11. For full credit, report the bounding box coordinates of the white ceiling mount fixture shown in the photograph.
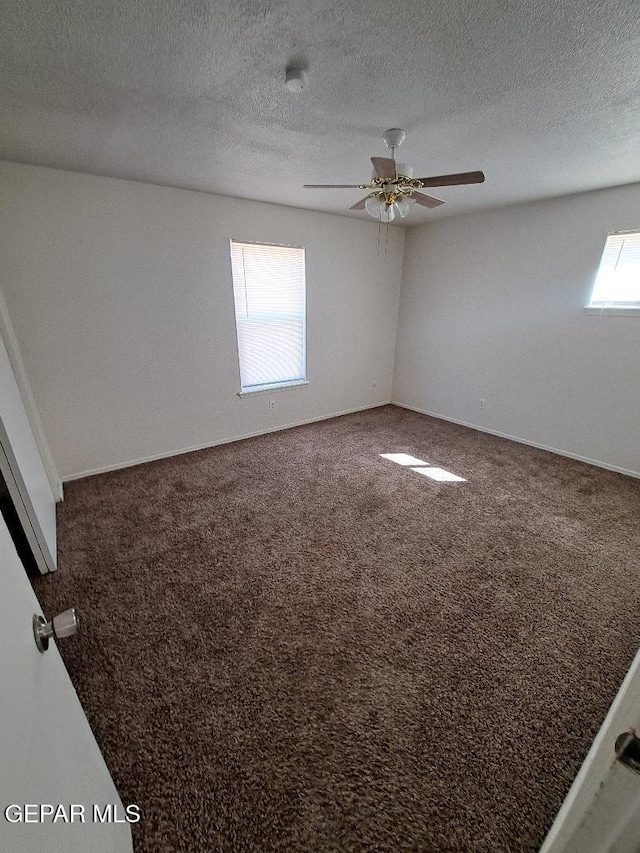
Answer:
[304,128,485,223]
[382,128,406,150]
[285,67,308,93]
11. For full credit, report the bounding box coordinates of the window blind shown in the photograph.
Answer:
[230,240,306,392]
[588,230,640,308]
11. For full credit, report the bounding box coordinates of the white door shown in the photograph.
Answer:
[0,330,56,573]
[540,646,640,853]
[0,516,133,853]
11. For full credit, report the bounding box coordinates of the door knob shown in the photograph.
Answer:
[615,730,640,775]
[33,608,79,653]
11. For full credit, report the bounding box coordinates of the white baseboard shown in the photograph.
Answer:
[392,401,640,480]
[62,401,391,483]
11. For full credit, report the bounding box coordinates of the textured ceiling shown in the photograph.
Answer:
[1,0,639,224]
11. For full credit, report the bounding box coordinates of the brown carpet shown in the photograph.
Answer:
[34,405,640,853]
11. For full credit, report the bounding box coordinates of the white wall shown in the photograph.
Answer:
[393,183,640,476]
[0,162,404,480]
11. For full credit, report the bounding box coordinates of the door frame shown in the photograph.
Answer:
[0,416,54,573]
[0,288,61,501]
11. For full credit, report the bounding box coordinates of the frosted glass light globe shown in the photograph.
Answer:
[379,204,396,223]
[365,196,380,217]
[395,196,416,218]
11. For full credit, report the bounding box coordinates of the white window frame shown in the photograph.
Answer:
[584,230,640,317]
[229,239,308,395]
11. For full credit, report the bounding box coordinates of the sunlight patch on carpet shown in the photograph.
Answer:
[379,452,429,466]
[380,452,466,482]
[411,466,466,482]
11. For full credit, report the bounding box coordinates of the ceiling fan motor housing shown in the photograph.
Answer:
[370,164,412,183]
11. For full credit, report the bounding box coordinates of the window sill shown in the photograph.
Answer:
[238,380,309,398]
[584,306,640,317]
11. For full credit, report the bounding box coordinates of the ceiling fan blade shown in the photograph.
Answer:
[413,192,445,209]
[371,157,396,179]
[303,184,364,188]
[415,170,485,187]
[349,196,369,210]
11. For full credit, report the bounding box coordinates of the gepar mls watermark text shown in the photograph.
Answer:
[4,804,141,824]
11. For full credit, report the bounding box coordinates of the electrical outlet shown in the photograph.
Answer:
[268,400,276,411]
[479,399,486,409]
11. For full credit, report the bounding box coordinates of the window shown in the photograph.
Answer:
[230,240,306,393]
[586,230,640,314]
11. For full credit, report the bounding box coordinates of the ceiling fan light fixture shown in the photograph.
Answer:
[365,193,397,222]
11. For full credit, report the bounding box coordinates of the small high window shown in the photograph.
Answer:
[230,240,306,393]
[587,230,640,313]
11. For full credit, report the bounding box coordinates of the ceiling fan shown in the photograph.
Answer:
[304,128,485,222]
